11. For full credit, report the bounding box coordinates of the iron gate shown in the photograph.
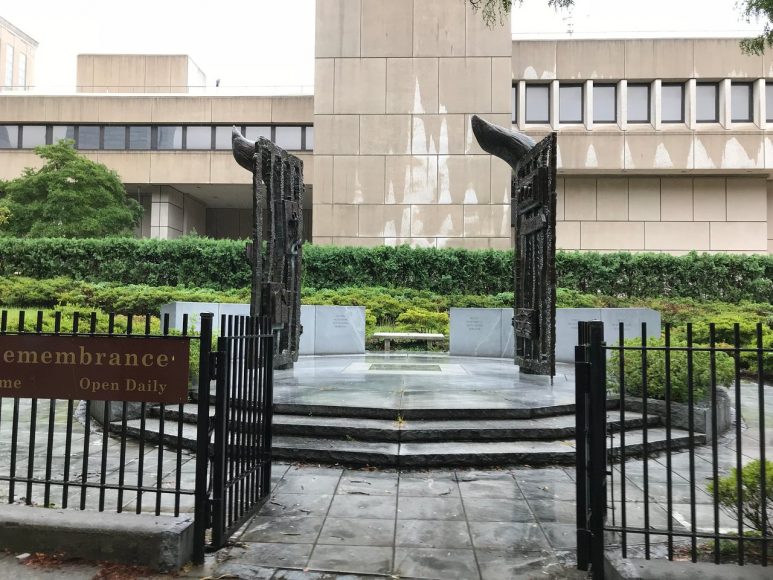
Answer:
[576,319,772,578]
[194,313,274,558]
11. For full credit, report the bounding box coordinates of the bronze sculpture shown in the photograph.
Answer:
[232,128,303,369]
[472,115,557,377]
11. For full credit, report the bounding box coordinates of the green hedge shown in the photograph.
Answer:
[0,237,250,290]
[0,237,771,301]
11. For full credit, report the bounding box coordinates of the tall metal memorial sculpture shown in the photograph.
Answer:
[232,128,303,369]
[472,116,557,377]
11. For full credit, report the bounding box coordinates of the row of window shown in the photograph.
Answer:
[1,43,26,88]
[512,81,758,125]
[0,124,314,151]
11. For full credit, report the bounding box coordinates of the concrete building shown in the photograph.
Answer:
[0,16,36,91]
[0,4,771,254]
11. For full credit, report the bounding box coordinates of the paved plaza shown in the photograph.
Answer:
[0,353,770,578]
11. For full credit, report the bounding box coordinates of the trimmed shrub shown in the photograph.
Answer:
[2,238,771,301]
[608,336,736,403]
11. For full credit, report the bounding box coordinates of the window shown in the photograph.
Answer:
[0,125,18,148]
[593,84,616,123]
[215,126,233,150]
[559,84,583,123]
[77,126,100,149]
[128,126,151,150]
[4,45,13,87]
[696,83,719,122]
[661,83,684,123]
[18,54,26,88]
[185,126,211,149]
[305,127,314,150]
[627,84,650,123]
[245,126,271,141]
[157,126,182,149]
[731,82,753,122]
[52,125,75,143]
[511,84,517,123]
[525,84,550,123]
[103,126,126,150]
[767,83,773,122]
[21,125,46,148]
[275,126,302,150]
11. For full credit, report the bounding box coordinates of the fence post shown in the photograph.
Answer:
[192,313,213,565]
[588,320,607,578]
[575,321,592,572]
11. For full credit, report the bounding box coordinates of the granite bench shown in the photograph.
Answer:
[372,332,446,352]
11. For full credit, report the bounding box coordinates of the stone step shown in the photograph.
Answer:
[150,405,657,443]
[111,418,693,468]
[186,397,622,421]
[273,428,701,468]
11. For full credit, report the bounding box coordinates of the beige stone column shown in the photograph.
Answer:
[313,0,511,248]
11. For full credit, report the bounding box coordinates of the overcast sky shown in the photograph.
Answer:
[1,0,763,94]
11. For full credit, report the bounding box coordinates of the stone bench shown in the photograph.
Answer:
[372,332,446,352]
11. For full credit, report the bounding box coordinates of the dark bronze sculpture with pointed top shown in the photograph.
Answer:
[232,127,304,369]
[472,115,557,377]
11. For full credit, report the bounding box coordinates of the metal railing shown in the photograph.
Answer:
[0,310,199,516]
[576,319,772,578]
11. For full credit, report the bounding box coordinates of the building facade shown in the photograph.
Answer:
[0,5,771,254]
[0,15,36,91]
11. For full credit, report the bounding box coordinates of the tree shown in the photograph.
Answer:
[468,0,574,27]
[739,0,773,54]
[0,140,142,238]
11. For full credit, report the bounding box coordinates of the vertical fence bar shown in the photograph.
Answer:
[0,312,5,502]
[575,321,591,572]
[135,314,153,515]
[98,313,115,512]
[43,311,61,507]
[223,316,239,526]
[175,314,189,517]
[664,324,673,560]
[757,323,768,566]
[258,316,268,499]
[193,312,214,565]
[9,311,23,504]
[211,333,228,549]
[155,314,170,516]
[25,312,43,505]
[117,314,132,513]
[687,323,697,562]
[588,320,606,579]
[709,323,720,564]
[62,312,78,509]
[618,322,627,558]
[641,322,650,558]
[235,317,246,525]
[79,313,97,510]
[733,323,744,565]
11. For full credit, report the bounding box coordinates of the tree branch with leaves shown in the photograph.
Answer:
[739,0,773,54]
[468,0,575,27]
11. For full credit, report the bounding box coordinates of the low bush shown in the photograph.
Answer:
[395,308,449,335]
[709,459,773,535]
[608,336,736,403]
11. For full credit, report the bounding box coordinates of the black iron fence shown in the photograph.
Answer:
[576,319,773,578]
[207,314,274,550]
[0,309,275,565]
[0,310,198,516]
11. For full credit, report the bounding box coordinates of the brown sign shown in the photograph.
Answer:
[0,335,190,404]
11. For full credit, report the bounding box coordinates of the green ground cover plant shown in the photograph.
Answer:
[2,276,770,374]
